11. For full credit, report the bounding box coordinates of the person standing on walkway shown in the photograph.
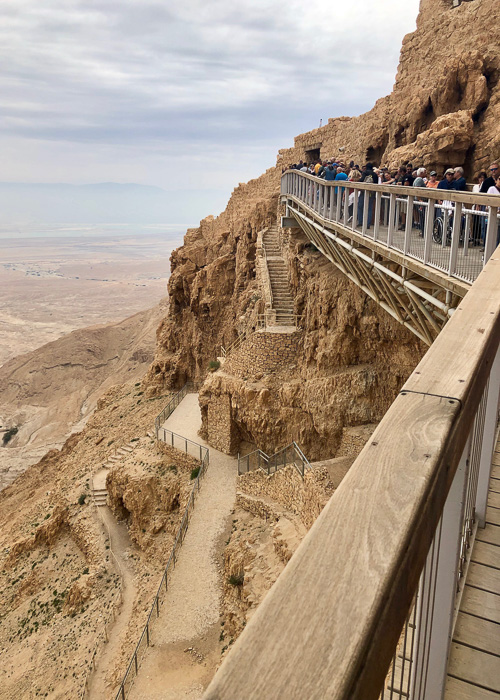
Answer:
[472,172,487,246]
[426,171,439,188]
[357,162,378,228]
[480,162,499,193]
[451,167,467,191]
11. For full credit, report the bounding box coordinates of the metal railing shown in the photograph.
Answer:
[203,252,500,700]
[238,441,310,478]
[257,310,302,328]
[157,427,209,463]
[379,370,493,699]
[221,330,251,358]
[154,383,190,434]
[260,229,274,309]
[281,170,500,284]
[114,436,209,700]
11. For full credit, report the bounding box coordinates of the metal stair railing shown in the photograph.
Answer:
[238,441,310,478]
[257,310,301,328]
[220,330,252,359]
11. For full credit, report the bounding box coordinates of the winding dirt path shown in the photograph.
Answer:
[128,393,238,699]
[87,506,137,700]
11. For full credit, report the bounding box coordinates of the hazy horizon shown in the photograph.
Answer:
[1,0,420,225]
[0,182,228,229]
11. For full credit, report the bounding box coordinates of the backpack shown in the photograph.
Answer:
[364,173,374,184]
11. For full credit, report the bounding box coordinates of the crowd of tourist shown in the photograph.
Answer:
[284,159,500,196]
[283,158,500,248]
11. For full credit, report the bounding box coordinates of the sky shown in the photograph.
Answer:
[0,0,420,222]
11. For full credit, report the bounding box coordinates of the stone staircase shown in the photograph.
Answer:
[92,439,139,507]
[263,227,295,326]
[101,441,137,470]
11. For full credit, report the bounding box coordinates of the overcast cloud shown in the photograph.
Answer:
[0,0,419,219]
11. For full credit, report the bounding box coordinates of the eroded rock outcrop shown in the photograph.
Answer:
[280,2,499,175]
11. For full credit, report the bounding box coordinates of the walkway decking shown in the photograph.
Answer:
[444,434,500,698]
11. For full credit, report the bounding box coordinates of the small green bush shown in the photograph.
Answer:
[77,494,86,506]
[2,427,18,445]
[208,360,220,372]
[190,467,200,480]
[228,572,244,587]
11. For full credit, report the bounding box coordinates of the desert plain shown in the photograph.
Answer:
[0,227,181,366]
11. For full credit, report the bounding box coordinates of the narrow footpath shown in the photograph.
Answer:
[129,393,238,700]
[88,506,137,700]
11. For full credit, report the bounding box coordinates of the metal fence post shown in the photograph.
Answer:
[475,346,500,526]
[410,438,469,699]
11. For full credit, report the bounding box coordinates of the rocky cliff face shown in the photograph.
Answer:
[146,168,280,391]
[198,234,421,459]
[145,0,495,458]
[280,0,499,176]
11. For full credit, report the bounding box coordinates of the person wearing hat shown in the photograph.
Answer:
[438,169,455,191]
[426,171,439,188]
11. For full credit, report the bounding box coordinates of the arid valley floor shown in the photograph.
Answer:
[0,229,181,366]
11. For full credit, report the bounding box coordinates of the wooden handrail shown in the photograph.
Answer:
[203,253,500,700]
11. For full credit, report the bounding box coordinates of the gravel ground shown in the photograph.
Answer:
[128,393,238,698]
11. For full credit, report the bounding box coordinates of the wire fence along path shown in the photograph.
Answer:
[281,170,500,285]
[238,441,311,477]
[114,386,209,700]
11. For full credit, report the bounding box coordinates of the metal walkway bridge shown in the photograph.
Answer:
[200,174,500,699]
[280,171,499,344]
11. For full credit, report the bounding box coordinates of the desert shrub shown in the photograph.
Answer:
[228,572,244,587]
[208,360,220,372]
[77,494,86,506]
[2,427,18,445]
[190,467,200,480]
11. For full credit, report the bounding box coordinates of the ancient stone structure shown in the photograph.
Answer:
[222,330,301,378]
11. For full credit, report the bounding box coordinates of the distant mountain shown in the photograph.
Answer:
[0,182,229,224]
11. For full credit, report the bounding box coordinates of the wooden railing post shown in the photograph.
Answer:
[388,193,396,247]
[404,195,414,254]
[374,191,381,241]
[484,206,499,263]
[423,199,435,264]
[362,188,369,236]
[448,201,462,276]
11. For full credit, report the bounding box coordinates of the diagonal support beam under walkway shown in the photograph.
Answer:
[285,205,465,345]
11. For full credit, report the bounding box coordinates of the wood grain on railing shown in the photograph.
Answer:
[203,254,500,700]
